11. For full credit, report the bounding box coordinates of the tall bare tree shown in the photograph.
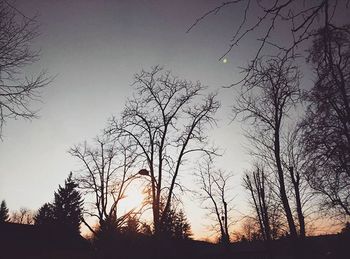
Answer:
[197,159,233,244]
[233,56,301,238]
[243,164,272,241]
[282,126,318,237]
[106,66,220,236]
[0,0,50,137]
[69,135,139,235]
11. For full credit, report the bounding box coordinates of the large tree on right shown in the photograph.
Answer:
[301,24,350,217]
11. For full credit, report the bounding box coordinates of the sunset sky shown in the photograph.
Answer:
[0,0,348,239]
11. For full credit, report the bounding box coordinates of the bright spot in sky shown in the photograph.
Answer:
[222,58,228,63]
[119,186,145,213]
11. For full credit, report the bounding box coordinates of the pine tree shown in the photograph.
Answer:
[174,209,192,240]
[0,200,9,223]
[123,215,140,235]
[160,207,192,239]
[53,172,83,236]
[34,203,55,226]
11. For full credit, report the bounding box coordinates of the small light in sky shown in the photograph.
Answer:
[222,58,228,64]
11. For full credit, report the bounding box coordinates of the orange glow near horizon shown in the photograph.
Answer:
[118,186,146,214]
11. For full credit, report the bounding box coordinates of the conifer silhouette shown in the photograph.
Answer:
[0,200,9,223]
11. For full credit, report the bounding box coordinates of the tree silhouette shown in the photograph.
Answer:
[0,1,50,137]
[160,207,192,240]
[122,215,140,237]
[197,159,233,245]
[53,172,83,236]
[107,66,220,236]
[11,207,34,224]
[243,164,272,241]
[70,135,139,236]
[0,200,9,222]
[173,210,192,240]
[139,222,152,236]
[233,56,301,238]
[341,222,350,234]
[34,202,55,227]
[188,1,348,69]
[34,174,83,236]
[301,24,350,217]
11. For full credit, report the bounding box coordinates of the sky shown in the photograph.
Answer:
[0,0,348,239]
[0,0,254,239]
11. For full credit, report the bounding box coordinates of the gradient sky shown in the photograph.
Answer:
[1,0,346,239]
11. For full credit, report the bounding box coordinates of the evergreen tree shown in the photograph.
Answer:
[123,215,140,236]
[53,172,83,236]
[0,200,9,223]
[160,207,192,239]
[34,203,55,226]
[139,222,152,236]
[34,173,83,236]
[173,210,192,240]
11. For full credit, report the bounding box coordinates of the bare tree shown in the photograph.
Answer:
[189,0,348,228]
[69,135,139,235]
[300,24,350,217]
[239,217,262,241]
[188,1,347,67]
[0,0,50,137]
[282,126,318,237]
[243,164,272,241]
[197,159,233,244]
[10,207,34,224]
[106,66,220,236]
[233,56,301,238]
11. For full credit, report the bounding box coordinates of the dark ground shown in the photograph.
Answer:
[0,222,349,259]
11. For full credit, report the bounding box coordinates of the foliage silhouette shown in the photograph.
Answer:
[34,202,55,228]
[34,173,83,236]
[0,200,9,222]
[53,172,83,236]
[160,207,192,240]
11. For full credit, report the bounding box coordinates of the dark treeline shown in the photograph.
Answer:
[1,0,350,258]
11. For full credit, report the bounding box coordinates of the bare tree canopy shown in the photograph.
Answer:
[106,66,220,236]
[300,24,350,217]
[233,55,302,238]
[0,0,50,137]
[197,159,233,244]
[69,135,140,235]
[243,164,272,241]
[188,0,348,63]
[10,207,34,225]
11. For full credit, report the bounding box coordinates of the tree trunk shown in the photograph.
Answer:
[289,167,305,238]
[274,130,298,238]
[223,201,230,244]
